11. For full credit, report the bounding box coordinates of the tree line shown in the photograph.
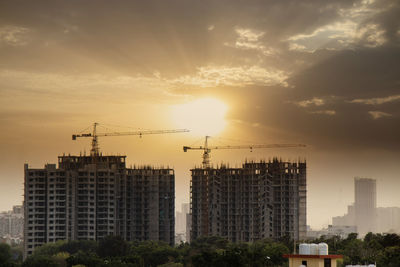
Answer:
[1,232,400,266]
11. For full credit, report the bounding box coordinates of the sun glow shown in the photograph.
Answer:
[171,98,228,136]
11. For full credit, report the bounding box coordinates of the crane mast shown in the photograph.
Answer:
[73,122,189,156]
[202,136,211,168]
[183,136,306,168]
[91,122,99,156]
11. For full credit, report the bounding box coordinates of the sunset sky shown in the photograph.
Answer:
[0,0,399,229]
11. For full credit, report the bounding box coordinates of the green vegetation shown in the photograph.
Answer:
[2,232,400,266]
[314,232,400,266]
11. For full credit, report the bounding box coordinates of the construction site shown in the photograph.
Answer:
[23,124,186,258]
[185,136,307,242]
[189,159,307,242]
[23,123,307,258]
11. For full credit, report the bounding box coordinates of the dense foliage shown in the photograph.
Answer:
[313,232,400,266]
[2,232,400,266]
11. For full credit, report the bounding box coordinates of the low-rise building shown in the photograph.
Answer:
[284,243,342,267]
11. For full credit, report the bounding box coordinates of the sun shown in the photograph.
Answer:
[171,98,228,136]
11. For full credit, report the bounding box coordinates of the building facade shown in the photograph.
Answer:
[0,205,24,244]
[332,204,355,227]
[24,155,174,258]
[190,159,306,242]
[269,160,307,240]
[354,177,376,236]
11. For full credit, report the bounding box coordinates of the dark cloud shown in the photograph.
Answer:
[222,46,400,150]
[0,0,361,74]
[360,0,400,46]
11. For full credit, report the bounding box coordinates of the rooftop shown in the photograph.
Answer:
[283,254,343,259]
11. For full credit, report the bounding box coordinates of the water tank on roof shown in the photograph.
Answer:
[310,243,319,255]
[318,243,328,255]
[299,243,310,255]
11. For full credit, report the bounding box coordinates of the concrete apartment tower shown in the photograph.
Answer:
[190,158,306,242]
[24,155,174,258]
[0,205,24,242]
[354,177,377,236]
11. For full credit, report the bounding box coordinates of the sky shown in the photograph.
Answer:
[0,0,399,229]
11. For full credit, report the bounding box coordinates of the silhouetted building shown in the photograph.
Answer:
[24,155,174,258]
[354,177,376,235]
[190,159,306,242]
[332,177,377,236]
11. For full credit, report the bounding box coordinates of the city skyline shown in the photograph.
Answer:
[0,0,400,230]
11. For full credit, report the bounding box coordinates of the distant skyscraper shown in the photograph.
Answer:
[332,177,400,236]
[354,177,377,235]
[190,159,306,242]
[175,203,190,240]
[332,177,377,236]
[24,155,174,258]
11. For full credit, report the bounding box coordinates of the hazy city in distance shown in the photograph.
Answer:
[0,0,400,265]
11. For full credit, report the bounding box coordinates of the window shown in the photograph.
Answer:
[324,259,331,267]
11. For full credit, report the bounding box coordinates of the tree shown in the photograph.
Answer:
[32,241,65,257]
[381,233,400,248]
[10,245,23,264]
[157,263,183,267]
[130,241,179,267]
[66,251,103,267]
[221,243,248,267]
[53,252,70,267]
[377,246,400,267]
[190,250,223,267]
[0,243,12,266]
[341,239,363,265]
[262,242,290,266]
[98,236,129,258]
[60,240,98,255]
[22,255,59,267]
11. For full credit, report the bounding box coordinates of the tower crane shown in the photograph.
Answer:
[183,136,306,168]
[73,122,189,156]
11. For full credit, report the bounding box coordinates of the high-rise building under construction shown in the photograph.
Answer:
[190,158,306,242]
[24,155,174,258]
